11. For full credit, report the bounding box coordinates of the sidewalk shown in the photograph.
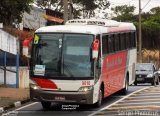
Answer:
[0,87,30,109]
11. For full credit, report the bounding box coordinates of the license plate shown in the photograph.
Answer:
[137,77,144,81]
[139,75,142,77]
[54,96,65,101]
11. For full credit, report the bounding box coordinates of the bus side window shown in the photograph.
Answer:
[133,32,136,47]
[120,33,125,50]
[118,33,121,51]
[123,33,127,50]
[126,33,130,49]
[102,35,107,55]
[114,34,120,52]
[107,34,114,53]
[129,32,132,48]
[131,32,136,48]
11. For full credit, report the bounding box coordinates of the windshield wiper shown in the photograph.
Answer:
[138,70,146,71]
[63,63,74,77]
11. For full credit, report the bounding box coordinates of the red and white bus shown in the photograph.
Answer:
[25,19,137,108]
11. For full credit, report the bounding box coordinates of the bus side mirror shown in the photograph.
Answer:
[92,39,99,60]
[23,39,31,58]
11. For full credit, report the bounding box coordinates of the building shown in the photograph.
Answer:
[23,6,63,31]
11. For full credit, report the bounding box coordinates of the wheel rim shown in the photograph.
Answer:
[156,77,159,85]
[125,79,128,91]
[98,90,102,105]
[154,78,156,86]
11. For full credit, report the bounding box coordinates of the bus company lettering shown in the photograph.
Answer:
[108,73,122,87]
[106,56,123,69]
[102,52,127,95]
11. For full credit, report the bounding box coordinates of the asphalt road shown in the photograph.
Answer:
[4,85,150,116]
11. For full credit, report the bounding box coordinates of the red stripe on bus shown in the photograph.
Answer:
[108,27,129,33]
[102,51,128,97]
[31,78,58,89]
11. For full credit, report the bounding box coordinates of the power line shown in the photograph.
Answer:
[142,0,152,11]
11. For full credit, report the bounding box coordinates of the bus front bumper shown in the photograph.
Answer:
[30,89,94,104]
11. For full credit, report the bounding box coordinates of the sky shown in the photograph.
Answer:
[33,0,160,19]
[94,0,160,18]
[108,0,160,13]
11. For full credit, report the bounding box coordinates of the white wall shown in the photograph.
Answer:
[0,67,29,88]
[0,68,16,85]
[0,29,18,55]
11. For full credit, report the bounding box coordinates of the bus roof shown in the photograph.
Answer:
[35,19,136,34]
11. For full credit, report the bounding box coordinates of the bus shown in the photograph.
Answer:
[24,19,137,108]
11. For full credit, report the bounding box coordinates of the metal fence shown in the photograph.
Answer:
[142,48,160,68]
[0,49,19,88]
[0,28,20,88]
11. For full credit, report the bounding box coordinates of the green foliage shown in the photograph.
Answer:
[142,15,160,49]
[36,0,110,18]
[73,0,98,18]
[36,0,59,9]
[111,5,135,21]
[150,6,160,15]
[111,5,160,50]
[0,0,34,25]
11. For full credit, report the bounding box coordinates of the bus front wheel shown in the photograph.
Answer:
[95,88,103,107]
[41,101,51,109]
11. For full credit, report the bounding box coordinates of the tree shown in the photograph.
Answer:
[111,5,135,21]
[36,0,60,9]
[142,15,160,49]
[0,0,34,26]
[110,5,160,50]
[150,6,160,15]
[133,8,160,49]
[36,0,110,18]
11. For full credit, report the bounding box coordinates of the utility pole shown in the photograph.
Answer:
[63,0,68,23]
[48,0,51,9]
[68,0,73,20]
[159,43,160,68]
[138,0,142,62]
[16,39,19,88]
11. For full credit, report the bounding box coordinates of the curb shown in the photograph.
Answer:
[0,99,30,114]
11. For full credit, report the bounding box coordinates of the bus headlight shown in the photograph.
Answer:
[78,86,93,92]
[30,79,40,90]
[30,84,40,90]
[147,74,153,78]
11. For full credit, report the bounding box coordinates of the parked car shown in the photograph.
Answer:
[134,63,159,86]
[156,69,160,79]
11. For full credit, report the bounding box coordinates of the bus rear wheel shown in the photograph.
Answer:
[152,76,159,86]
[121,75,129,95]
[41,101,51,109]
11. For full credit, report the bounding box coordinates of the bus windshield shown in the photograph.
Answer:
[31,33,94,79]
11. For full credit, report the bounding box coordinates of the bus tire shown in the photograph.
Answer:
[41,101,51,109]
[152,76,159,86]
[156,77,159,85]
[95,88,103,107]
[134,82,137,86]
[121,74,129,95]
